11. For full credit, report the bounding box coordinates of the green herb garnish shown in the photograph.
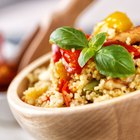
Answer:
[95,45,135,78]
[78,32,106,67]
[50,26,88,50]
[49,26,135,78]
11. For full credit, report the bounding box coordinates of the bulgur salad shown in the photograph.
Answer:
[22,11,140,107]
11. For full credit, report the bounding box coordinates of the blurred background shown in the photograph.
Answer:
[0,0,140,140]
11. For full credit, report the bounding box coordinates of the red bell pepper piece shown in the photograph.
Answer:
[58,79,71,107]
[104,40,140,58]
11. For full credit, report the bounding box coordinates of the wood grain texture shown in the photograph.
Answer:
[7,53,140,140]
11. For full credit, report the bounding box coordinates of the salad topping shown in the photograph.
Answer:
[50,26,135,78]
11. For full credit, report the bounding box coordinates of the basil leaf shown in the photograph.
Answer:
[95,45,135,78]
[78,33,106,67]
[89,32,106,51]
[78,47,95,67]
[49,26,88,50]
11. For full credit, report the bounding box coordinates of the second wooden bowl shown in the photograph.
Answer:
[7,52,140,140]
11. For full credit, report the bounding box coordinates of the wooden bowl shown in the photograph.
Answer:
[7,52,140,140]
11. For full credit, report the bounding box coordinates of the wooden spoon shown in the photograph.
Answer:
[18,0,96,71]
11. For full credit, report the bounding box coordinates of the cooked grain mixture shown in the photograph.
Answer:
[22,57,140,107]
[22,11,140,107]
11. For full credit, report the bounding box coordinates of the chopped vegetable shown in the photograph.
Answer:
[60,49,82,74]
[104,40,140,58]
[94,11,133,35]
[83,80,99,92]
[52,44,62,63]
[58,79,71,107]
[105,11,133,32]
[58,79,67,92]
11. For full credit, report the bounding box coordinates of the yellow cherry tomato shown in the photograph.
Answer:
[94,11,133,35]
[105,11,133,32]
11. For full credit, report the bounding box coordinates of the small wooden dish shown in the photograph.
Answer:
[7,52,140,140]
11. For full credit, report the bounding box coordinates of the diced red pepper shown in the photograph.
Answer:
[58,79,71,107]
[62,81,70,93]
[62,91,71,107]
[62,81,71,107]
[58,79,67,92]
[60,49,82,74]
[104,40,140,58]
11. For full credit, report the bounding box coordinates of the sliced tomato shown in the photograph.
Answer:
[51,44,82,74]
[52,44,62,63]
[60,49,82,74]
[104,40,140,58]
